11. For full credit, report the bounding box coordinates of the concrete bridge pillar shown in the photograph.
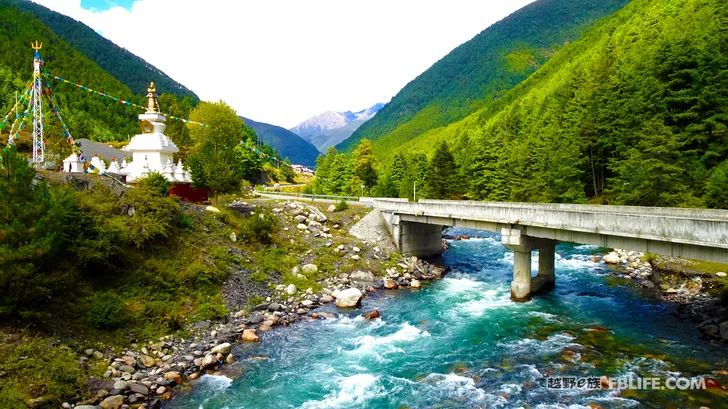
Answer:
[502,228,557,302]
[533,242,556,293]
[393,217,443,258]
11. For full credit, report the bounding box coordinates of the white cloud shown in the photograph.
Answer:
[32,0,535,128]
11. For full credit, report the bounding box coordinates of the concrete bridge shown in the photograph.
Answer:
[372,199,728,301]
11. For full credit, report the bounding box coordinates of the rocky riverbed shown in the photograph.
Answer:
[64,201,449,409]
[602,249,728,342]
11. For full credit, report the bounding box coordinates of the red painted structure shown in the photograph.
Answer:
[169,183,209,202]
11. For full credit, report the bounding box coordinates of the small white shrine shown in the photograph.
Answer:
[62,82,192,183]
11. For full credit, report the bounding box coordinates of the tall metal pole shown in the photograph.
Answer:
[31,41,44,165]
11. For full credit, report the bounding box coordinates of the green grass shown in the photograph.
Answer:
[0,333,86,408]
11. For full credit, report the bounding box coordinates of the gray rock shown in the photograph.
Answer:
[720,321,728,341]
[349,270,376,287]
[286,284,297,295]
[112,380,129,391]
[74,406,97,409]
[268,303,282,312]
[129,382,149,395]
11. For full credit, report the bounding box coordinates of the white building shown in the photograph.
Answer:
[62,82,191,183]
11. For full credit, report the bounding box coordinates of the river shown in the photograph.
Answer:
[168,228,727,408]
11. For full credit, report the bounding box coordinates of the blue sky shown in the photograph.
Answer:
[80,0,135,11]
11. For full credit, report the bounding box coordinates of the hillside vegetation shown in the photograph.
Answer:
[334,0,727,208]
[243,117,321,167]
[338,0,630,155]
[0,0,141,142]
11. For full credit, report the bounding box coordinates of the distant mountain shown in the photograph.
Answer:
[242,117,320,167]
[11,0,198,99]
[291,103,384,152]
[337,0,630,156]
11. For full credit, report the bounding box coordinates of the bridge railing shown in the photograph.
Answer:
[414,199,728,220]
[371,198,728,248]
[258,190,360,201]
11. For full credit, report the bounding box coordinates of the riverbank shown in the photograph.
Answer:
[4,191,725,408]
[601,249,728,342]
[54,200,453,409]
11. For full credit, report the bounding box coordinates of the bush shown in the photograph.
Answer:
[335,199,349,211]
[118,185,180,248]
[241,211,277,243]
[137,171,170,197]
[89,292,125,329]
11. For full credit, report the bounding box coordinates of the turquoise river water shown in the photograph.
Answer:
[168,228,727,408]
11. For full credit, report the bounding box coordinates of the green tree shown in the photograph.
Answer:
[704,160,728,209]
[425,142,460,199]
[0,147,63,317]
[352,139,378,192]
[609,121,692,206]
[186,101,247,198]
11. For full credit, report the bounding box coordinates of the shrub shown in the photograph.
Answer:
[335,199,349,211]
[118,185,180,248]
[89,292,125,329]
[137,171,170,197]
[242,211,277,243]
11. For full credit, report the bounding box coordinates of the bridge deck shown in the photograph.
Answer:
[373,199,728,263]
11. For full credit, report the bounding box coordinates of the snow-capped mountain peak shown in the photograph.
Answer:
[290,103,384,151]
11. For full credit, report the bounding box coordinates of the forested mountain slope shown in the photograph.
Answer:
[337,0,630,155]
[10,0,198,99]
[385,0,728,207]
[242,117,320,167]
[0,0,142,143]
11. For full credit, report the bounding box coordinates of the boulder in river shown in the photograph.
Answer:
[602,252,620,264]
[335,288,363,308]
[242,329,260,342]
[363,309,381,320]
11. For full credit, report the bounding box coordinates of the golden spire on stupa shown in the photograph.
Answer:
[145,81,161,113]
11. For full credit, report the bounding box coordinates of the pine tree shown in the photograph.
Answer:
[425,142,460,199]
[704,160,728,209]
[609,120,692,206]
[0,147,61,317]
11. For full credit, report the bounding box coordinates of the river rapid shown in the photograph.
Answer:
[168,228,727,408]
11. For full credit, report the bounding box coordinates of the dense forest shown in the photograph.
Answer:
[338,0,630,155]
[322,0,728,209]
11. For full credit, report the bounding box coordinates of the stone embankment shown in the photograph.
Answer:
[602,249,728,342]
[66,200,448,409]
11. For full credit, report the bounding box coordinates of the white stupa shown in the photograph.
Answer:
[119,82,190,183]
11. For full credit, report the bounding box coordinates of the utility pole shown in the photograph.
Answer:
[413,181,417,202]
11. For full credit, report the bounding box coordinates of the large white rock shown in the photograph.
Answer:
[335,288,363,308]
[602,252,620,264]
